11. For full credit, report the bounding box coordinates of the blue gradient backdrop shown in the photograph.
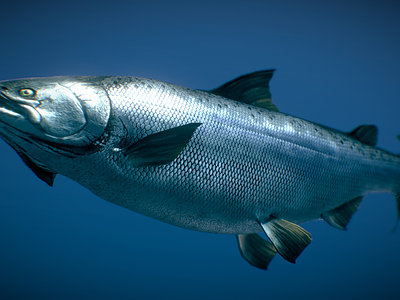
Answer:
[0,1,399,299]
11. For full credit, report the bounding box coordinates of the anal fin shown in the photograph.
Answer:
[260,218,312,264]
[321,196,363,231]
[235,233,277,270]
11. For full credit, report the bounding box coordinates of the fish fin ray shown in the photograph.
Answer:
[16,150,56,186]
[260,218,312,263]
[124,123,202,167]
[321,196,363,230]
[347,125,378,146]
[209,69,279,112]
[235,233,277,270]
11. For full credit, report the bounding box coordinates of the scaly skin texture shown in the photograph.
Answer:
[52,76,400,234]
[0,76,399,235]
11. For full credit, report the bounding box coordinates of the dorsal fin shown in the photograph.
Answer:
[209,69,279,112]
[347,125,378,146]
[321,196,363,231]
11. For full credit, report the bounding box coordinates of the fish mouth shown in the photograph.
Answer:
[0,87,25,118]
[0,87,42,126]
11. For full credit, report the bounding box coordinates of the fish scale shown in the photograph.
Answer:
[106,79,275,231]
[99,76,399,231]
[0,70,399,269]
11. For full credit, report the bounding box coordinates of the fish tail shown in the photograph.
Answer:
[394,193,400,232]
[393,135,400,231]
[396,135,400,158]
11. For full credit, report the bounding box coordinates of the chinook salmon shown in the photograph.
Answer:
[0,70,399,269]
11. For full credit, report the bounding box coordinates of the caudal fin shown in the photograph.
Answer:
[394,194,400,232]
[394,135,400,232]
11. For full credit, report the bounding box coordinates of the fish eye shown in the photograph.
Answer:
[19,88,36,98]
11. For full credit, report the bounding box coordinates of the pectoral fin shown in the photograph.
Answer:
[260,218,312,263]
[124,123,202,167]
[15,148,56,186]
[321,196,363,230]
[209,69,279,112]
[235,233,277,270]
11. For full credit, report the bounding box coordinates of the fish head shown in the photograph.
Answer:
[0,76,112,185]
[0,76,111,146]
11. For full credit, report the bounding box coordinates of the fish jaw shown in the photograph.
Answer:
[0,76,112,147]
[0,86,44,137]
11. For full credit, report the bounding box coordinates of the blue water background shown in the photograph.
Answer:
[0,1,399,299]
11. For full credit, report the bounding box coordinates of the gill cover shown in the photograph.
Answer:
[0,76,111,146]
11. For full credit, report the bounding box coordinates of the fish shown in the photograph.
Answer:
[0,70,399,270]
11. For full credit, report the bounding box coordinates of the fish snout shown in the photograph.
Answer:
[0,83,86,138]
[0,86,42,124]
[0,77,111,146]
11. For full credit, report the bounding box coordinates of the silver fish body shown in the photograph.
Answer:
[0,70,399,269]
